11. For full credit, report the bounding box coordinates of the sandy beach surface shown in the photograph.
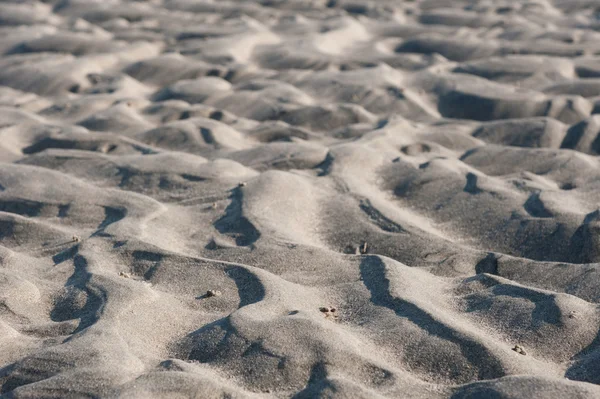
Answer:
[2,0,600,397]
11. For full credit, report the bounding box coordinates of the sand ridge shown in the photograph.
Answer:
[1,0,600,397]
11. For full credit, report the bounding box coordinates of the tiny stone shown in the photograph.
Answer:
[319,307,329,313]
[206,289,222,297]
[238,182,247,187]
[512,345,526,355]
[119,271,131,278]
[72,235,81,242]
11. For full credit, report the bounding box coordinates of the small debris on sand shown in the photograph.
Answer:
[512,345,526,355]
[360,241,369,254]
[238,182,247,187]
[119,271,131,278]
[352,242,369,255]
[206,289,222,297]
[72,235,81,242]
[319,306,338,319]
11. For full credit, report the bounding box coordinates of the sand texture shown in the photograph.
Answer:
[2,0,600,398]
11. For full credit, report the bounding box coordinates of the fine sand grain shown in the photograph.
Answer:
[1,0,600,398]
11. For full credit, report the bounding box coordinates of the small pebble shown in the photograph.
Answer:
[206,289,222,297]
[72,235,81,242]
[238,182,247,187]
[119,271,131,278]
[512,345,526,355]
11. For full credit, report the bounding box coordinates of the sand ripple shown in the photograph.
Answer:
[1,0,600,397]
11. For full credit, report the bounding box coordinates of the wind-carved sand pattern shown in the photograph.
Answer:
[3,0,600,398]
